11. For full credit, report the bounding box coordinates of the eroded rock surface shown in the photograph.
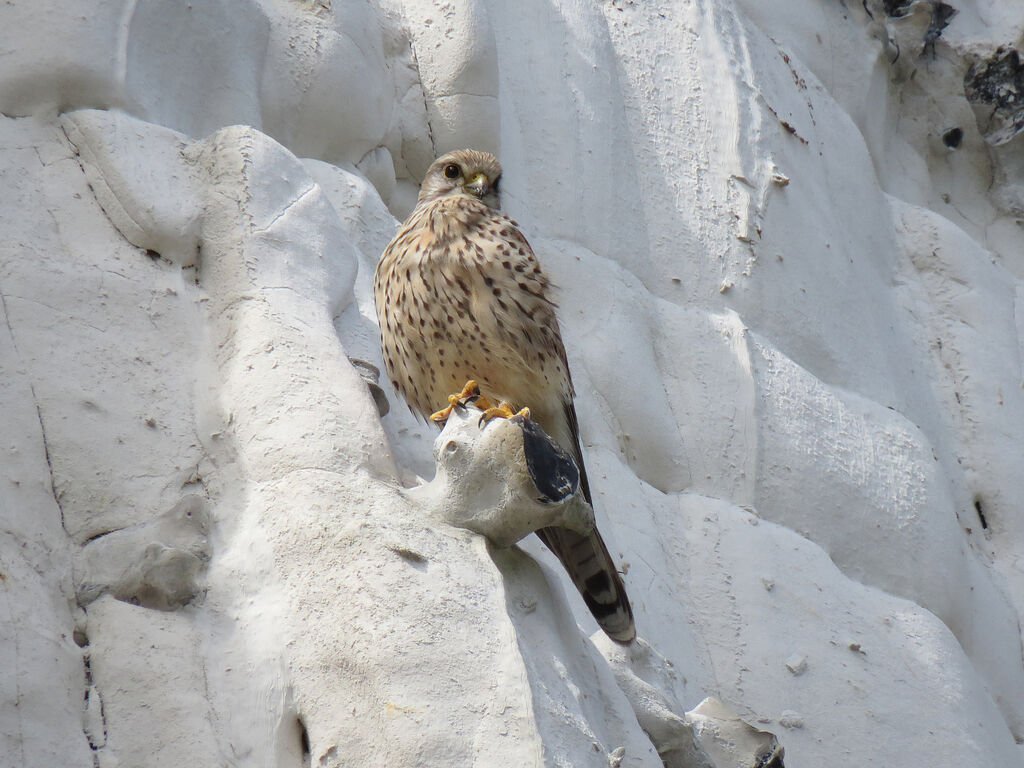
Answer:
[2,1,1023,766]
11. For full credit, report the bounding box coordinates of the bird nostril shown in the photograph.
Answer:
[465,174,488,196]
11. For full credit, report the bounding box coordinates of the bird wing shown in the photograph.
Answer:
[457,207,636,644]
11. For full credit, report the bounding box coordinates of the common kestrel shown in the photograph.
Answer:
[374,149,635,644]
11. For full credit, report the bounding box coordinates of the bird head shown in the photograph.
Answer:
[417,149,503,209]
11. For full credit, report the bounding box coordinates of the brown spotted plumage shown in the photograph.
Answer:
[374,149,635,644]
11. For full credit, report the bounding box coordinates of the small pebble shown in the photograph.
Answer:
[785,654,807,675]
[779,710,804,729]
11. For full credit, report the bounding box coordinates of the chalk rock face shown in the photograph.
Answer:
[1,1,1023,767]
[412,406,594,547]
[74,495,211,611]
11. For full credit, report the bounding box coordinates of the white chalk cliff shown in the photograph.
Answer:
[1,1,1022,766]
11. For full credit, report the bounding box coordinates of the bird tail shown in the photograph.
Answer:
[536,525,636,644]
[536,400,635,644]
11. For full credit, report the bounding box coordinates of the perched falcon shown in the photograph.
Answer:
[374,149,635,644]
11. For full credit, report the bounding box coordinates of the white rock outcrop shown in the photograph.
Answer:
[1,1,1022,766]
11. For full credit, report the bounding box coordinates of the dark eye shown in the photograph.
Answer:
[443,163,460,179]
[492,174,501,192]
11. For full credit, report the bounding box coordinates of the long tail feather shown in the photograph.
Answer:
[536,401,635,644]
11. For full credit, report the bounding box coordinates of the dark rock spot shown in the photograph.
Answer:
[973,496,989,530]
[942,127,963,148]
[964,46,1024,145]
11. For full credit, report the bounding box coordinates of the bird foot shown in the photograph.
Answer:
[430,380,493,423]
[479,403,531,427]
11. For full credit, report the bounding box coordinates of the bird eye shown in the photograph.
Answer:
[492,175,501,192]
[443,163,460,179]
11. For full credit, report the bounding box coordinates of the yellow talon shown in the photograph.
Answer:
[430,379,491,423]
[478,402,531,426]
[430,380,530,426]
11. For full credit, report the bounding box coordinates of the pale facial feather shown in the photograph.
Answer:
[416,149,503,210]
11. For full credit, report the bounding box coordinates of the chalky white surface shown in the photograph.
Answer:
[1,1,1022,766]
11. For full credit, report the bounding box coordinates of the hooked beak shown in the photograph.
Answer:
[464,172,489,198]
